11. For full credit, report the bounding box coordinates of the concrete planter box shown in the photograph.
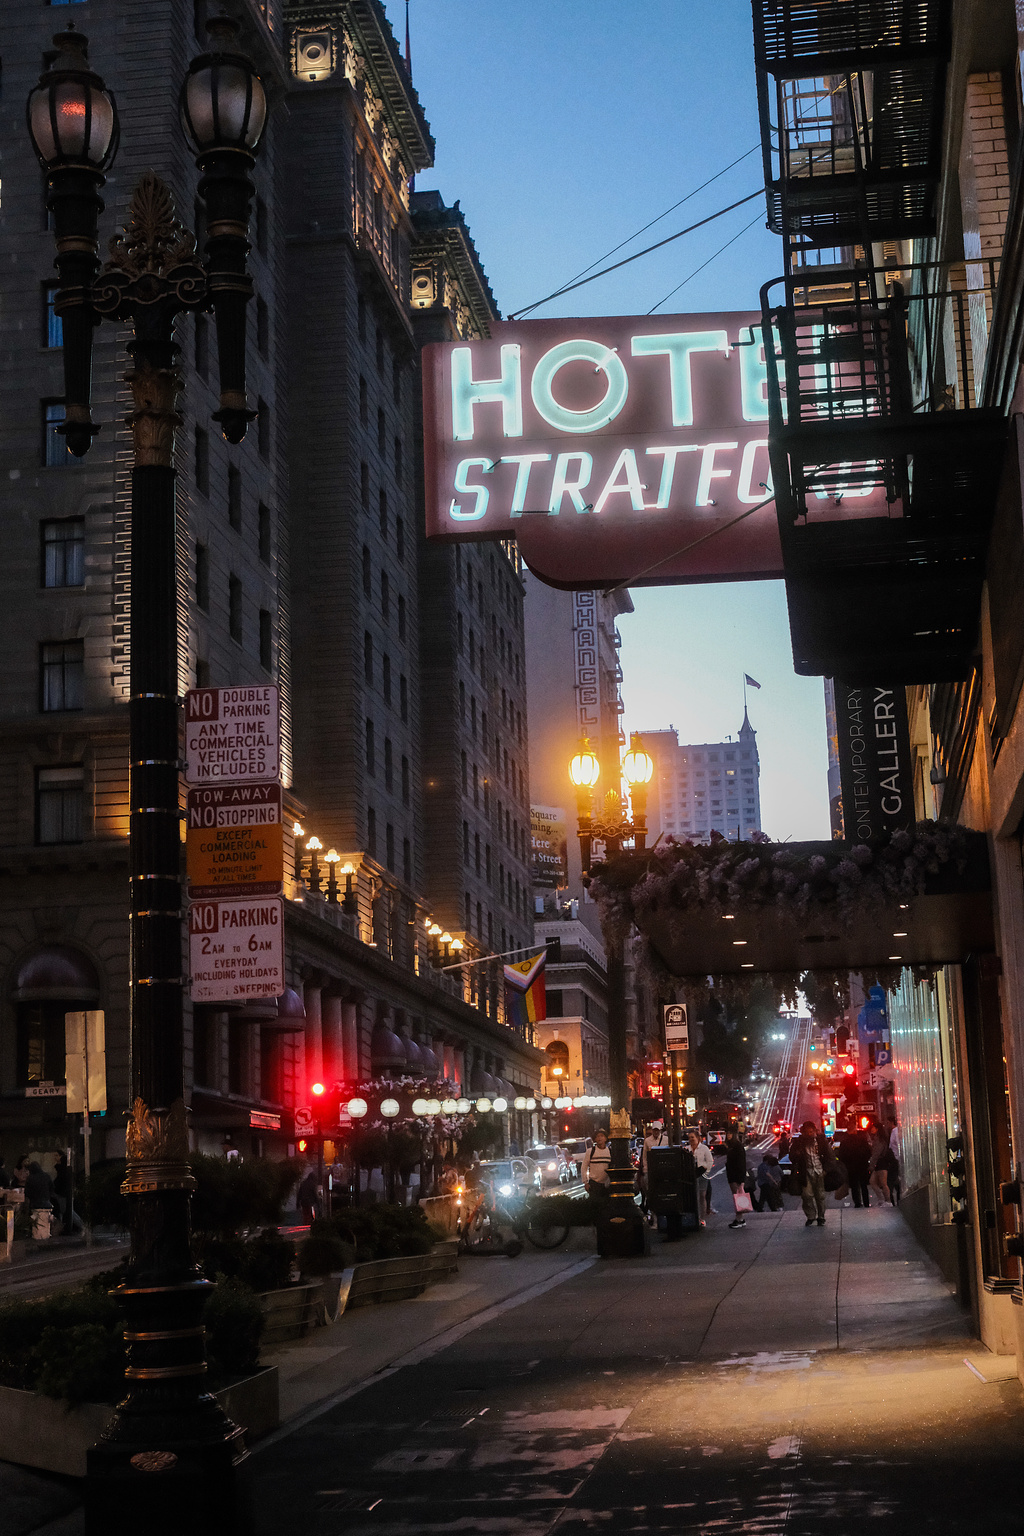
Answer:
[258,1281,324,1345]
[0,1366,279,1479]
[336,1240,458,1311]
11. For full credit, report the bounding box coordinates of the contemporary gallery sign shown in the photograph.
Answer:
[422,313,784,586]
[833,684,914,841]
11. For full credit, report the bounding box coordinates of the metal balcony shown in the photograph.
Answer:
[753,0,952,252]
[761,262,1008,681]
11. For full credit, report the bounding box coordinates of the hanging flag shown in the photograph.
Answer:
[744,674,762,689]
[503,951,547,1031]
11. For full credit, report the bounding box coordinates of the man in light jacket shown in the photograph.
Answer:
[688,1130,715,1221]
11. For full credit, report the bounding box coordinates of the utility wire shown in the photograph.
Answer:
[555,143,761,294]
[602,491,776,598]
[647,212,764,314]
[508,189,764,319]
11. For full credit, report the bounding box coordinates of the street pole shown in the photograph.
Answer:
[27,25,266,1534]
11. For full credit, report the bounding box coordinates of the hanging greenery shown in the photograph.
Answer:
[587,824,964,1008]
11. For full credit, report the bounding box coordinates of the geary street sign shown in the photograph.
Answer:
[422,312,783,587]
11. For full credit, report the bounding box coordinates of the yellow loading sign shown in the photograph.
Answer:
[186,783,283,898]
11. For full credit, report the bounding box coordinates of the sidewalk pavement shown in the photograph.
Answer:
[0,1235,128,1303]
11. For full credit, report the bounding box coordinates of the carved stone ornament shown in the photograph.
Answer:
[122,1097,195,1195]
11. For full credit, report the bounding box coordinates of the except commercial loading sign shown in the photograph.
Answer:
[422,312,783,587]
[186,784,284,899]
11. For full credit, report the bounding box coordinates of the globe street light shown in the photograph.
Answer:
[567,742,650,1258]
[28,21,265,1532]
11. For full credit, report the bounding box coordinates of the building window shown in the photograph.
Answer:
[359,376,368,427]
[365,717,375,776]
[228,575,243,642]
[459,681,466,721]
[463,821,470,865]
[196,542,210,611]
[386,823,395,871]
[357,292,367,343]
[194,425,209,494]
[394,435,403,484]
[393,358,402,406]
[475,833,481,875]
[377,406,386,455]
[227,464,242,530]
[364,632,373,686]
[396,517,405,563]
[36,765,84,844]
[367,806,377,857]
[397,594,406,640]
[196,658,210,687]
[40,640,84,711]
[378,488,388,542]
[43,402,68,467]
[382,653,392,703]
[41,518,84,588]
[259,609,272,671]
[384,736,393,791]
[258,502,271,564]
[400,673,408,721]
[458,613,464,652]
[362,545,372,598]
[195,313,208,377]
[257,397,270,459]
[257,297,269,357]
[402,755,410,805]
[43,284,62,348]
[403,837,411,884]
[376,325,385,372]
[360,461,370,510]
[461,751,468,793]
[381,571,390,622]
[471,697,477,739]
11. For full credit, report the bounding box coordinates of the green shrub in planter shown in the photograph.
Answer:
[331,1203,434,1261]
[33,1323,125,1406]
[238,1228,294,1293]
[0,1290,120,1391]
[204,1277,263,1379]
[297,1232,354,1277]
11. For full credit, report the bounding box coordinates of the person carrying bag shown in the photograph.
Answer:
[581,1128,612,1198]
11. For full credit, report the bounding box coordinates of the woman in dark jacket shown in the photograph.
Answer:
[725,1133,748,1229]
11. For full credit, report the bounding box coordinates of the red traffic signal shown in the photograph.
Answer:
[311,1081,326,1097]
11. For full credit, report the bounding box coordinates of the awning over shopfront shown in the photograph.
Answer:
[591,829,992,981]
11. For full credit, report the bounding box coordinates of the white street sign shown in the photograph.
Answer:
[664,1002,689,1050]
[185,685,280,786]
[189,895,285,1002]
[293,1106,316,1135]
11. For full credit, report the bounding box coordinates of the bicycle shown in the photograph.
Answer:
[456,1181,523,1257]
[516,1190,572,1249]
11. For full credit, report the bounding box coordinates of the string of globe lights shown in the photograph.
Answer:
[337,1091,614,1120]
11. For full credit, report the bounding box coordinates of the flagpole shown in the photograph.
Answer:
[743,672,747,714]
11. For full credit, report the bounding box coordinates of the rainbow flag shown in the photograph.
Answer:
[503,951,547,1030]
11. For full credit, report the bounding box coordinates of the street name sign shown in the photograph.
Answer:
[184,685,280,786]
[189,896,285,1002]
[186,784,284,898]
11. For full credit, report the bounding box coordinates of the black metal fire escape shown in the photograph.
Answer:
[753,0,1008,681]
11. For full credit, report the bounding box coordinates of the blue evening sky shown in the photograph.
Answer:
[384,0,830,840]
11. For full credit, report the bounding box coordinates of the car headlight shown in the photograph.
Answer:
[547,1162,557,1171]
[499,1184,513,1197]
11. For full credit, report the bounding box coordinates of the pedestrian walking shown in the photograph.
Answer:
[687,1130,715,1221]
[25,1161,54,1241]
[582,1128,612,1197]
[887,1118,902,1204]
[725,1130,748,1228]
[791,1120,831,1226]
[52,1151,83,1234]
[297,1165,320,1226]
[778,1129,792,1159]
[752,1152,784,1211]
[868,1129,896,1206]
[836,1126,871,1207]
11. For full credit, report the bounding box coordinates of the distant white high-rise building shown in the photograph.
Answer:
[637,712,762,844]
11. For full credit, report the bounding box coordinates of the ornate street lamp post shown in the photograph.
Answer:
[28,22,265,1533]
[569,735,654,1258]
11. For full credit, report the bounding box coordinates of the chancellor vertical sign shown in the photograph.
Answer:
[832,683,914,840]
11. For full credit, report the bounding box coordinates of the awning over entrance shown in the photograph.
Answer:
[591,829,992,980]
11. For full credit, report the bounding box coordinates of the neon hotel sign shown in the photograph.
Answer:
[422,313,784,586]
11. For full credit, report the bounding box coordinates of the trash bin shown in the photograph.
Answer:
[646,1147,701,1240]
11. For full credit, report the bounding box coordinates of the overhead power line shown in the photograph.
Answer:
[647,211,764,314]
[508,189,764,319]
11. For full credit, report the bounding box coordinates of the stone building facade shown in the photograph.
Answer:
[0,0,541,1171]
